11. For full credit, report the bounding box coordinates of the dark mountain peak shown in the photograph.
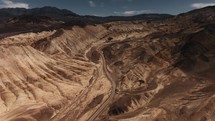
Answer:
[40,6,59,9]
[33,6,73,14]
[0,6,79,20]
[179,5,215,16]
[29,6,79,20]
[176,6,215,23]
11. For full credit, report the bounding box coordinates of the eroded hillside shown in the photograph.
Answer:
[0,6,215,121]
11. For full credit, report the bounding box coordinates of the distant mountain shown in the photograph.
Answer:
[98,14,173,22]
[29,7,79,21]
[132,14,173,20]
[0,6,175,37]
[0,6,79,22]
[0,6,173,23]
[177,6,215,23]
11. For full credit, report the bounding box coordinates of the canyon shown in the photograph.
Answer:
[0,6,215,121]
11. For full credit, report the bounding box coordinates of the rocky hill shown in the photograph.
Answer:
[0,6,173,39]
[0,5,214,121]
[0,6,79,21]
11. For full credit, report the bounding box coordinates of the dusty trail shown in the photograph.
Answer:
[87,45,117,121]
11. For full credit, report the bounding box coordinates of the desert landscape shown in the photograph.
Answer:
[0,1,215,121]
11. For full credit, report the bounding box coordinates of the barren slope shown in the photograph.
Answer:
[0,6,215,121]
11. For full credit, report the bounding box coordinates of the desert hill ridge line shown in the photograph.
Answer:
[0,6,173,38]
[0,5,214,121]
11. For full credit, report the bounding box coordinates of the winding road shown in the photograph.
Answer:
[87,46,117,121]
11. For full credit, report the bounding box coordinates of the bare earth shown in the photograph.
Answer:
[0,7,215,121]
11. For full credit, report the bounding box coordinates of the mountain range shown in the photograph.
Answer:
[0,5,215,121]
[0,6,172,21]
[0,6,175,38]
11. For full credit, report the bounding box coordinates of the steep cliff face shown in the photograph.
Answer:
[0,6,214,121]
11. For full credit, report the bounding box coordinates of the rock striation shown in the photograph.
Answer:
[0,6,214,121]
